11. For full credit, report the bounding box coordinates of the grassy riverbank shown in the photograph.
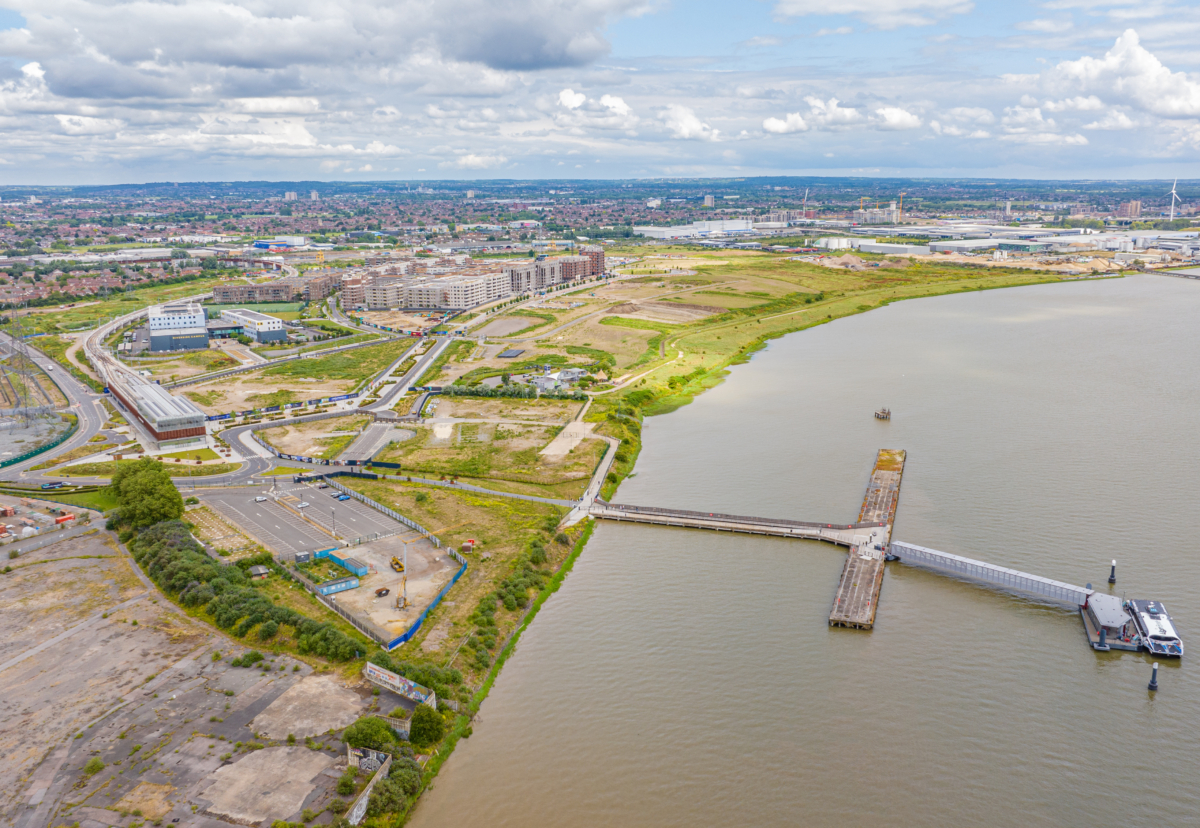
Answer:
[578,254,1089,497]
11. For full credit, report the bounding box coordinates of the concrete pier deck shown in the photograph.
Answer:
[829,450,906,630]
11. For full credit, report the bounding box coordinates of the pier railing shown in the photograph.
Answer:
[595,500,886,530]
[889,541,1092,606]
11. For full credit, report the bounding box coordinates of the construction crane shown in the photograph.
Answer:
[898,192,906,222]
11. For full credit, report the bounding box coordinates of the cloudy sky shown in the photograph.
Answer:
[2,0,1200,183]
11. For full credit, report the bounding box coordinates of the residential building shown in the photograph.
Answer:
[580,245,606,276]
[1117,201,1143,218]
[703,195,715,207]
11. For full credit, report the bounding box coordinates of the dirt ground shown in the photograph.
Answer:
[331,533,457,637]
[360,309,442,330]
[132,348,240,381]
[606,299,722,324]
[376,421,605,495]
[478,316,534,337]
[260,415,371,457]
[433,397,583,423]
[184,373,356,414]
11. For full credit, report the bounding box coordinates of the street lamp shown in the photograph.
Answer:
[331,507,336,538]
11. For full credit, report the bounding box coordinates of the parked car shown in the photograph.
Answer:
[297,502,310,508]
[329,491,342,498]
[254,496,267,502]
[316,483,329,489]
[337,495,351,501]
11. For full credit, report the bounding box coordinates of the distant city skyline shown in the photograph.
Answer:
[2,0,1200,183]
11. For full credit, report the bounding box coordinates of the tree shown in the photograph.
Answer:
[408,705,444,747]
[109,458,183,529]
[342,716,395,751]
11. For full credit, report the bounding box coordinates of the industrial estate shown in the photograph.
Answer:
[1,176,1196,828]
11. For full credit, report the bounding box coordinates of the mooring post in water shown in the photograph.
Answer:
[1099,628,1107,648]
[1148,662,1159,692]
[1109,560,1117,585]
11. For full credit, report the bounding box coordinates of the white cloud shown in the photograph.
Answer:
[1032,29,1200,118]
[1043,95,1104,112]
[551,89,639,132]
[815,27,853,36]
[558,88,586,109]
[1084,110,1136,130]
[874,106,921,129]
[930,121,990,137]
[1016,18,1073,33]
[774,0,974,29]
[945,106,995,124]
[763,112,808,133]
[225,97,321,114]
[445,153,507,169]
[659,104,718,140]
[997,104,1087,145]
[804,96,864,128]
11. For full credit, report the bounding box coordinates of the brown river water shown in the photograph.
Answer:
[411,274,1200,828]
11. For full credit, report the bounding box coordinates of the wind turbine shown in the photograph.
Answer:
[1169,179,1182,222]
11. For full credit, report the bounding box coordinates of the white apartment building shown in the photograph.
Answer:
[147,303,206,331]
[441,272,512,308]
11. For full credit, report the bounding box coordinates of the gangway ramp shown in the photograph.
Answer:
[889,541,1092,606]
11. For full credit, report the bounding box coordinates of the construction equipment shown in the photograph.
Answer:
[898,192,906,222]
[390,556,405,572]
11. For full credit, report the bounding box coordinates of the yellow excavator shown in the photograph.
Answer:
[390,556,405,573]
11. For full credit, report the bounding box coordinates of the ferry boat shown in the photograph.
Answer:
[1128,600,1184,657]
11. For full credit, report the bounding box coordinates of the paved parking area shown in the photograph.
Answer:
[200,484,409,560]
[286,483,407,542]
[201,488,336,561]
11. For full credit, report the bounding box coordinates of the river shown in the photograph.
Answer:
[411,274,1200,827]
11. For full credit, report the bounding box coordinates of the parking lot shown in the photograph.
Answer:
[285,483,405,542]
[200,483,408,562]
[201,487,337,561]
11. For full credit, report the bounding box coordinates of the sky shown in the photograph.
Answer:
[2,0,1200,183]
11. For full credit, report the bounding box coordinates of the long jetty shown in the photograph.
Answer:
[588,502,886,547]
[828,449,906,629]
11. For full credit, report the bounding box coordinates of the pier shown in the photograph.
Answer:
[590,450,1175,655]
[829,449,906,629]
[588,502,885,547]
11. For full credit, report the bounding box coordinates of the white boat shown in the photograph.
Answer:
[1128,600,1184,658]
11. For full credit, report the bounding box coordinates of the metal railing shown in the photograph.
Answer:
[593,500,885,531]
[889,541,1092,606]
[326,478,442,548]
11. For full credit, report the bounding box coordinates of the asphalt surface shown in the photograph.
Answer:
[0,332,108,478]
[201,486,338,558]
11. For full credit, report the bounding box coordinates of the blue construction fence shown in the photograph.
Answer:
[207,392,360,422]
[385,550,468,651]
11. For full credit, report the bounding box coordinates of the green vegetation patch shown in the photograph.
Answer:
[258,340,403,383]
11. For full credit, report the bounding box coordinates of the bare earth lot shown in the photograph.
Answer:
[184,374,356,414]
[433,397,582,424]
[0,529,375,828]
[261,415,371,457]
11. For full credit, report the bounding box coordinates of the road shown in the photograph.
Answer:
[0,332,108,477]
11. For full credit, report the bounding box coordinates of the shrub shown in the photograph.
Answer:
[336,774,356,796]
[342,717,394,751]
[257,620,279,641]
[83,757,105,776]
[408,705,445,747]
[328,799,348,815]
